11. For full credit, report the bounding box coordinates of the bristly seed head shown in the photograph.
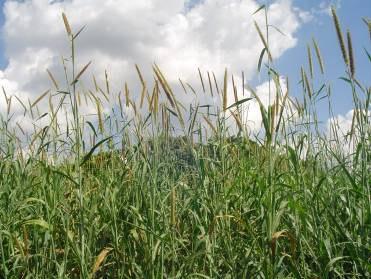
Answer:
[347,29,355,78]
[331,6,349,66]
[62,12,72,36]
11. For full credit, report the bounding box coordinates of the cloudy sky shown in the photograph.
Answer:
[0,0,369,137]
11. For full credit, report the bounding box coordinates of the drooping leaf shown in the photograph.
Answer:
[24,219,51,230]
[91,248,113,276]
[226,97,253,110]
[258,47,266,72]
[86,121,97,137]
[253,4,265,15]
[80,136,113,166]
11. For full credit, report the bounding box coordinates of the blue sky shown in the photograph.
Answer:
[274,0,370,121]
[0,0,5,69]
[0,0,369,131]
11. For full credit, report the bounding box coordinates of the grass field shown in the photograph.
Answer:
[0,6,370,279]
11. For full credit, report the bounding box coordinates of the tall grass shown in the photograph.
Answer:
[0,6,370,279]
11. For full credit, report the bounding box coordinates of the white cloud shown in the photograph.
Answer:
[310,0,342,18]
[326,109,370,155]
[0,0,304,141]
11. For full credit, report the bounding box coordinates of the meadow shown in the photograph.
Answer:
[0,6,370,278]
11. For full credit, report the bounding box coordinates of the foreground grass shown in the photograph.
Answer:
[0,6,370,279]
[0,133,369,278]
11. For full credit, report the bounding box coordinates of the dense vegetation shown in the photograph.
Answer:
[0,6,370,279]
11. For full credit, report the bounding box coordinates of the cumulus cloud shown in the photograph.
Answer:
[326,109,370,155]
[0,0,305,141]
[318,0,342,16]
[240,76,289,134]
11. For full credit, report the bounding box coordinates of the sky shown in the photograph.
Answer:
[0,0,369,138]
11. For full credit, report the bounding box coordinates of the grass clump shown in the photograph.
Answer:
[0,7,370,279]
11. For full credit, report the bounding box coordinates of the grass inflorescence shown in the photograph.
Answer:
[0,7,370,279]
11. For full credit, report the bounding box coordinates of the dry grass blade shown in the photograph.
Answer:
[271,230,286,258]
[14,95,27,115]
[331,6,349,66]
[93,75,99,92]
[130,99,137,117]
[230,110,243,131]
[31,90,50,108]
[271,230,296,259]
[62,12,72,36]
[135,65,147,109]
[46,69,59,90]
[198,68,205,93]
[71,61,92,85]
[153,64,185,128]
[151,80,159,116]
[149,82,156,113]
[139,86,147,109]
[153,65,175,108]
[203,115,217,134]
[91,247,113,276]
[98,87,109,102]
[186,83,197,95]
[135,64,146,88]
[179,78,188,95]
[16,122,25,135]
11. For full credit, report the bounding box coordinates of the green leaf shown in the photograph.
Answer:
[86,121,97,137]
[24,219,51,230]
[23,198,46,205]
[36,112,48,121]
[268,24,286,36]
[52,170,79,186]
[226,97,253,110]
[166,107,178,117]
[250,88,271,143]
[331,152,358,189]
[56,90,70,95]
[258,48,266,72]
[325,256,348,274]
[253,4,265,15]
[364,47,371,63]
[73,25,86,40]
[339,77,351,84]
[80,136,113,166]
